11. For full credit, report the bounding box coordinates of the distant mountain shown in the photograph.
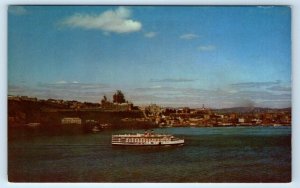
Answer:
[212,107,291,114]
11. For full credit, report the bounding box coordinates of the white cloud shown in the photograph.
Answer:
[144,32,157,38]
[150,78,196,83]
[130,86,291,108]
[267,85,291,92]
[8,6,27,15]
[56,80,67,84]
[8,82,291,108]
[257,6,275,9]
[150,85,162,89]
[180,33,199,40]
[230,80,280,89]
[61,6,142,34]
[197,45,216,51]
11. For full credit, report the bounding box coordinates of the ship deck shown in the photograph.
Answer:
[112,133,172,138]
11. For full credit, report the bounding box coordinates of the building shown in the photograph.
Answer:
[146,104,162,116]
[61,117,82,125]
[238,118,245,123]
[101,102,133,111]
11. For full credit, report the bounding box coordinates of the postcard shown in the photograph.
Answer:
[8,5,291,182]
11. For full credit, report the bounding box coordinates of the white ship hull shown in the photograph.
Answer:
[111,133,184,146]
[112,140,184,146]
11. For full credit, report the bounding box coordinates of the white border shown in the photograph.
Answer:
[1,1,299,188]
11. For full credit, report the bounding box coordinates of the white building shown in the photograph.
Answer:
[238,118,245,123]
[61,117,82,125]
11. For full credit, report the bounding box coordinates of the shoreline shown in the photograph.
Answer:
[8,123,291,130]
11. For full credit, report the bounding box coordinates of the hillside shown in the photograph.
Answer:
[8,100,153,129]
[212,107,291,114]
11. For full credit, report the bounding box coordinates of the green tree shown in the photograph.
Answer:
[101,95,108,105]
[113,90,126,104]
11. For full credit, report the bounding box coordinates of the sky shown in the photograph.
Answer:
[7,5,291,108]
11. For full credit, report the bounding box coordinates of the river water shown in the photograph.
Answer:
[8,126,291,182]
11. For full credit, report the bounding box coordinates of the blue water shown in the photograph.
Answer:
[8,126,291,182]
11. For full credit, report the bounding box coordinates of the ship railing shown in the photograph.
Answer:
[112,134,171,137]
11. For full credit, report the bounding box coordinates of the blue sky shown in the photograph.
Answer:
[8,6,291,108]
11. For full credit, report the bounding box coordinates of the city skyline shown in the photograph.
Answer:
[8,6,291,108]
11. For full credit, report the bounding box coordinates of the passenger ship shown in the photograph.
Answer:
[111,131,184,146]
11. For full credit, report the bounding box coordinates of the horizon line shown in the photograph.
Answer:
[8,94,291,110]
